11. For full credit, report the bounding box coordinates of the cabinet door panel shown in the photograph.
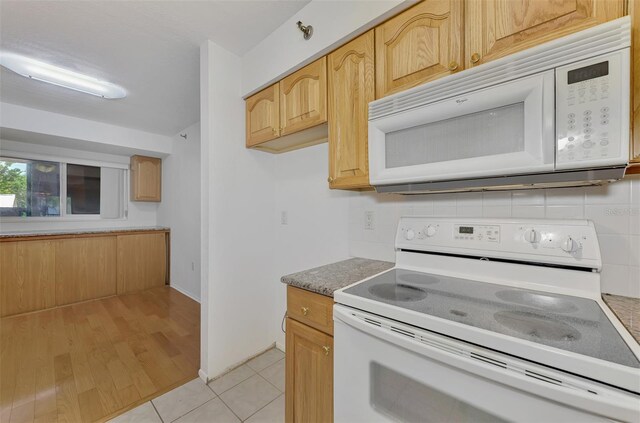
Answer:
[328,30,375,189]
[117,233,167,294]
[285,318,333,423]
[131,155,162,202]
[280,57,327,136]
[376,0,463,98]
[631,0,640,167]
[465,0,625,68]
[0,240,55,317]
[246,84,280,147]
[55,236,117,306]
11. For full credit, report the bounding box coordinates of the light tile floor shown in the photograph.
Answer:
[109,348,285,423]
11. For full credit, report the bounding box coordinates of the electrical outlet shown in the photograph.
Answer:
[191,262,195,271]
[364,210,375,230]
[281,211,288,225]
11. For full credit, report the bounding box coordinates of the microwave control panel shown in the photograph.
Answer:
[555,50,629,169]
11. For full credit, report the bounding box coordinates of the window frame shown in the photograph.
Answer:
[0,150,129,222]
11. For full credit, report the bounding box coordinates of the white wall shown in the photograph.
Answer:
[349,177,640,298]
[0,139,159,232]
[157,122,201,302]
[241,0,408,96]
[200,40,278,380]
[273,143,351,347]
[1,102,173,155]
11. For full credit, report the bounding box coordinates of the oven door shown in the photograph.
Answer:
[334,305,639,423]
[368,71,555,186]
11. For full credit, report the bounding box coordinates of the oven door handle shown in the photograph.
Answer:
[334,305,640,423]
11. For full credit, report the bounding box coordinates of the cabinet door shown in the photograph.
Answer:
[0,240,55,317]
[465,0,625,69]
[55,236,117,306]
[285,318,333,423]
[280,57,327,136]
[116,233,167,294]
[328,31,375,190]
[375,0,463,99]
[130,155,162,202]
[246,84,280,147]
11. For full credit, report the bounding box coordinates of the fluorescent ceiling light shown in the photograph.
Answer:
[0,52,126,99]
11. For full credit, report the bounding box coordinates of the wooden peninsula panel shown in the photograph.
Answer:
[117,232,167,294]
[0,240,56,317]
[54,236,117,306]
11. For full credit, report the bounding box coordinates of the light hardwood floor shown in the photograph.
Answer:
[0,286,200,423]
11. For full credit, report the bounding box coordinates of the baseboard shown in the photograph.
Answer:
[198,368,209,383]
[275,341,285,353]
[169,285,201,303]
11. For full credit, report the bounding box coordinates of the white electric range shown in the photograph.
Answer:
[334,217,640,423]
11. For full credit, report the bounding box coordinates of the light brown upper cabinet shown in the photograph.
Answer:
[280,57,328,136]
[130,155,162,202]
[246,83,280,147]
[246,58,328,153]
[375,0,463,99]
[328,31,375,190]
[464,0,626,69]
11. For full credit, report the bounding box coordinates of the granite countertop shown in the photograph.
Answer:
[281,257,395,297]
[0,226,170,239]
[602,294,640,344]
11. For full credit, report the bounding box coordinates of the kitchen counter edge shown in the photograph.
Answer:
[281,257,395,298]
[0,226,170,241]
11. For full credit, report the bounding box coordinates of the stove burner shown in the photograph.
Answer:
[397,273,440,285]
[495,290,578,313]
[368,283,428,302]
[494,310,581,342]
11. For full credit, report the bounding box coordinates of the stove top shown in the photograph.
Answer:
[343,268,640,368]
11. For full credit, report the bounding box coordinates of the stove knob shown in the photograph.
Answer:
[424,225,437,237]
[523,228,540,244]
[560,236,581,253]
[405,229,415,240]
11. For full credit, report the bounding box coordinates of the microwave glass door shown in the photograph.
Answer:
[368,71,555,185]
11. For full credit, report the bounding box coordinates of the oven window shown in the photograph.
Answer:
[370,362,506,423]
[385,102,525,168]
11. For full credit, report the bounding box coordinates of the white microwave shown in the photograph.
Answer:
[368,17,631,193]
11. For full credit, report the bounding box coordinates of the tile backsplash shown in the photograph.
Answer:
[349,175,640,298]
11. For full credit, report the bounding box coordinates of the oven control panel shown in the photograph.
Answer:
[396,217,601,269]
[555,50,629,169]
[453,224,500,242]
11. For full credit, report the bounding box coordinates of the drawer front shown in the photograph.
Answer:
[287,286,334,335]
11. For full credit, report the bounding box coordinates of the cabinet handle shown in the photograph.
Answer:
[448,61,459,71]
[328,177,334,183]
[322,346,331,356]
[471,53,481,64]
[301,306,309,316]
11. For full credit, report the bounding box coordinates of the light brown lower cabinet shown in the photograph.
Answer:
[0,230,169,317]
[54,236,117,306]
[286,317,333,423]
[0,240,56,317]
[116,233,167,294]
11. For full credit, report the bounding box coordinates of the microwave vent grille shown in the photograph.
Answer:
[369,16,630,121]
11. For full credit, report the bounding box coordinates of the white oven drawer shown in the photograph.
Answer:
[334,305,640,423]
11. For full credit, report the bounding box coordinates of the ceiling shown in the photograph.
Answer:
[0,0,310,136]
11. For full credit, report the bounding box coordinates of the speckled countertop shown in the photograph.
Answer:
[0,226,170,239]
[603,294,640,344]
[281,258,395,297]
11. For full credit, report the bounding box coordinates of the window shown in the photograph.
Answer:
[0,156,126,219]
[0,158,61,217]
[67,164,100,214]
